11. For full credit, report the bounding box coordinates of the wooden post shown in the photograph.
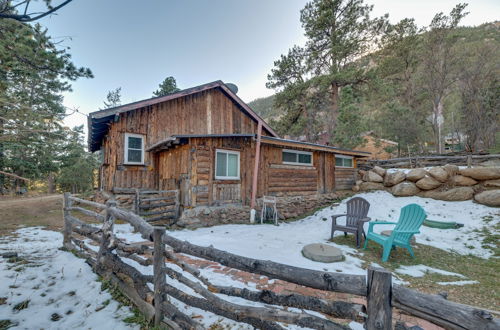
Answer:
[174,189,180,219]
[467,155,472,168]
[134,188,140,215]
[63,192,73,249]
[366,267,392,330]
[97,199,116,269]
[250,121,263,218]
[153,227,166,327]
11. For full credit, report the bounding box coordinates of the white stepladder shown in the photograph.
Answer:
[260,195,278,225]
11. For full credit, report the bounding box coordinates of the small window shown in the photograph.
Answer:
[215,149,240,180]
[335,155,353,168]
[124,133,144,165]
[282,149,313,166]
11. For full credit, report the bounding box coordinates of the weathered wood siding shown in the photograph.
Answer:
[101,88,269,191]
[334,167,357,190]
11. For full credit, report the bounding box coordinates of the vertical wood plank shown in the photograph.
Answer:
[367,267,392,330]
[153,227,166,327]
[63,192,72,249]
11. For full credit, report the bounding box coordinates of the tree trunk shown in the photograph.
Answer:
[329,83,340,143]
[47,173,55,194]
[433,99,444,154]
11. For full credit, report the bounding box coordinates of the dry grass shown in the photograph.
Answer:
[331,235,500,312]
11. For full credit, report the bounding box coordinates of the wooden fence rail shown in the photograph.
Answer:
[63,193,500,330]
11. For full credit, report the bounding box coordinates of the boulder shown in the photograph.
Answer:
[428,167,449,183]
[459,167,500,180]
[450,175,477,186]
[392,182,420,197]
[484,179,500,188]
[359,182,385,191]
[443,164,459,177]
[479,159,500,167]
[363,171,384,183]
[416,176,442,190]
[406,169,427,182]
[384,171,406,187]
[474,190,500,207]
[420,187,474,201]
[372,166,386,177]
[352,185,360,192]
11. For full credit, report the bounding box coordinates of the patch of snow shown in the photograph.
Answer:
[0,227,137,330]
[395,264,466,278]
[437,280,479,286]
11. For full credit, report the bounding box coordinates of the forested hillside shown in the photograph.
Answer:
[250,2,499,156]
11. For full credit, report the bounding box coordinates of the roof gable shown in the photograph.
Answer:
[88,81,278,151]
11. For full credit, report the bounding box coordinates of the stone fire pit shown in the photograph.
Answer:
[302,243,343,262]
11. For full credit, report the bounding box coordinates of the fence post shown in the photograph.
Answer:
[134,188,140,215]
[97,199,116,270]
[63,192,73,249]
[174,190,180,219]
[467,155,472,168]
[153,227,166,327]
[366,267,392,330]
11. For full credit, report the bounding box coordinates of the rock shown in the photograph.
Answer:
[460,167,500,180]
[406,169,427,182]
[484,179,500,188]
[479,159,500,167]
[420,187,474,201]
[359,182,385,191]
[443,164,459,177]
[352,185,360,192]
[372,166,386,177]
[381,230,416,245]
[384,171,406,187]
[363,171,384,183]
[474,190,500,207]
[392,182,420,197]
[1,252,18,259]
[450,175,477,186]
[302,243,343,263]
[416,176,442,190]
[428,167,449,183]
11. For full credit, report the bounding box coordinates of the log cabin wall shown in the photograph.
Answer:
[100,88,270,191]
[257,145,336,198]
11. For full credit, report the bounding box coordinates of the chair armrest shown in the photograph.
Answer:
[331,214,347,226]
[394,230,420,234]
[367,221,397,233]
[359,217,371,223]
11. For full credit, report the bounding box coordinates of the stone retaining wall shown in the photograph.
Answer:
[354,165,500,207]
[176,193,343,228]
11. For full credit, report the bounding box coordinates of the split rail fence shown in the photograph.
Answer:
[62,193,500,330]
[359,154,500,170]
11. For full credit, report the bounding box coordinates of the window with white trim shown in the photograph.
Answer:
[282,149,313,166]
[215,149,240,180]
[124,133,144,165]
[335,155,353,168]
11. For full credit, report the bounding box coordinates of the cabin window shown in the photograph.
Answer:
[282,149,313,166]
[124,133,144,165]
[215,149,240,180]
[335,155,353,168]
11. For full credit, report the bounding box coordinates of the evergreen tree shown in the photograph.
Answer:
[153,76,180,97]
[102,87,122,109]
[332,87,366,149]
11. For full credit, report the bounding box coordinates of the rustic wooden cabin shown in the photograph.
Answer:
[88,81,369,210]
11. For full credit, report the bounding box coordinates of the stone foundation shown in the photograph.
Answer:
[355,165,500,207]
[176,192,345,228]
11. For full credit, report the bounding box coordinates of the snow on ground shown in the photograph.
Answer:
[436,280,479,286]
[0,227,137,330]
[395,264,466,278]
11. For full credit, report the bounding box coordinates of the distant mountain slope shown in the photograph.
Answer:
[247,94,277,122]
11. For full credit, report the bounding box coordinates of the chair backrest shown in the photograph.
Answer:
[392,204,426,243]
[346,197,370,227]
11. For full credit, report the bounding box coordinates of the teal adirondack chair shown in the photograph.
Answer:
[363,204,426,262]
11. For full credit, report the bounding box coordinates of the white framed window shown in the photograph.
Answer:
[282,149,313,166]
[124,133,145,165]
[215,149,240,180]
[335,155,353,168]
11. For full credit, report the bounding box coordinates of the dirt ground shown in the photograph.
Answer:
[0,195,63,235]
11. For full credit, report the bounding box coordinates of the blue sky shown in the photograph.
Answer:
[33,0,500,132]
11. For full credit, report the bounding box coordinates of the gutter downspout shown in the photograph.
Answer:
[250,121,262,223]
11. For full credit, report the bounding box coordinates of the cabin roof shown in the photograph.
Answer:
[87,81,278,152]
[146,134,370,157]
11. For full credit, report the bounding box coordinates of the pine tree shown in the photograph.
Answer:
[153,76,180,97]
